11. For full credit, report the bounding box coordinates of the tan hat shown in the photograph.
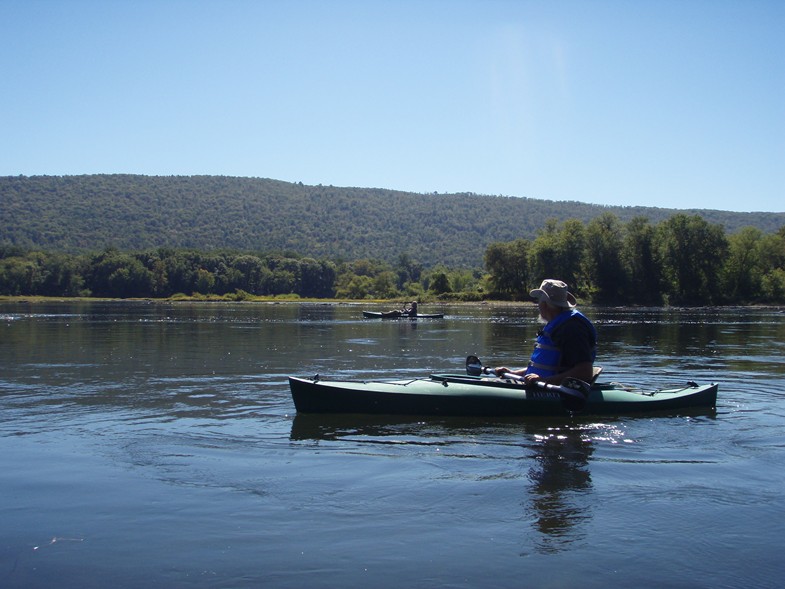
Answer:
[529,279,577,308]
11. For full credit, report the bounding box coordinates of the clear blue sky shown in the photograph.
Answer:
[2,0,783,212]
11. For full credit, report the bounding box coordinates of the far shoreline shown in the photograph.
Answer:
[1,295,782,311]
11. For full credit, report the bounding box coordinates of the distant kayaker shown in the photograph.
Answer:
[496,279,596,386]
[400,301,418,317]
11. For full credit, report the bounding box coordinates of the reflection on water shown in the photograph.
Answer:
[525,425,594,553]
[291,414,597,555]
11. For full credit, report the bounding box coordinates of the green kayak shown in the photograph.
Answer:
[288,374,718,417]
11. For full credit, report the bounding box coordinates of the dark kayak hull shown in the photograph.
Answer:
[288,374,718,417]
[362,311,444,319]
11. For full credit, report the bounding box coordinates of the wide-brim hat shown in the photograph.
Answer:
[529,279,577,308]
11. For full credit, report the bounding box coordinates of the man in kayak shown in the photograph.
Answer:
[496,279,597,386]
[400,301,418,317]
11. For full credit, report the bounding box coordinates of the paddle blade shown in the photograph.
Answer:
[561,377,591,397]
[466,355,483,376]
[558,377,591,412]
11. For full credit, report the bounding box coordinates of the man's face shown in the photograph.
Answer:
[537,299,549,322]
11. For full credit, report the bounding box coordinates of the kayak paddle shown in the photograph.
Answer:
[465,355,590,411]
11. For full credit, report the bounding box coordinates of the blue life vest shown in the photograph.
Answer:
[525,310,597,377]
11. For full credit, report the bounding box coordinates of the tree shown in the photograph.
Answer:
[0,256,39,295]
[528,219,585,295]
[85,248,153,298]
[722,227,764,303]
[583,213,626,304]
[484,239,530,299]
[556,219,587,292]
[395,253,423,290]
[373,271,399,299]
[163,251,200,295]
[758,226,785,273]
[656,214,728,305]
[195,268,216,294]
[759,226,785,303]
[298,258,337,298]
[230,254,269,294]
[335,274,374,299]
[761,269,785,303]
[622,217,663,305]
[429,270,452,295]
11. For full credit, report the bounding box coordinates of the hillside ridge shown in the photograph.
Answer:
[2,174,782,268]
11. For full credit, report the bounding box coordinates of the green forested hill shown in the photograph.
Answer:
[2,174,782,268]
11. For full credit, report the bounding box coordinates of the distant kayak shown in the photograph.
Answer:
[362,311,444,319]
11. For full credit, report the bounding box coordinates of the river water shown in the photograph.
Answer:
[1,301,783,588]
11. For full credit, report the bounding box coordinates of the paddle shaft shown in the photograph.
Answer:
[466,355,589,401]
[478,367,569,395]
[476,365,524,381]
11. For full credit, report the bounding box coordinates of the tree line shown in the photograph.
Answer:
[2,213,784,305]
[485,213,785,305]
[0,246,476,302]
